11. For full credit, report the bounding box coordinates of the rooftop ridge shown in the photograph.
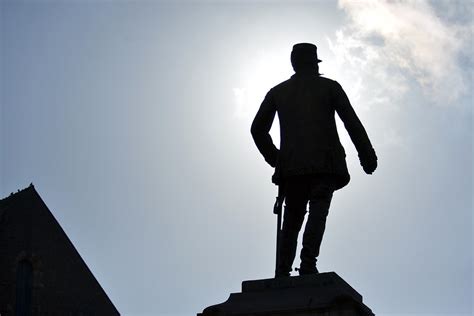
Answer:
[0,183,35,202]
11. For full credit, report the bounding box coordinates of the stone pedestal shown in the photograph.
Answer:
[198,272,374,316]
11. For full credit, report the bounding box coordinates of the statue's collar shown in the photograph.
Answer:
[291,70,319,78]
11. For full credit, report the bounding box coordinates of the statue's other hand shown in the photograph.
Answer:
[362,159,377,174]
[360,149,377,175]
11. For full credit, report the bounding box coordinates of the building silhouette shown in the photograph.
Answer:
[0,184,119,316]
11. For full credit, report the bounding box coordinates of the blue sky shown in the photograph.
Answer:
[1,1,472,315]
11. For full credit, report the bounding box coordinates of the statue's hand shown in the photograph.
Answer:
[360,149,377,175]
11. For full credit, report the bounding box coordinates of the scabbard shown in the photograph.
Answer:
[273,183,285,215]
[274,182,285,277]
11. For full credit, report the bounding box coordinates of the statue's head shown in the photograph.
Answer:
[291,43,321,73]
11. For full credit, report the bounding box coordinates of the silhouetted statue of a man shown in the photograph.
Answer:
[251,43,377,277]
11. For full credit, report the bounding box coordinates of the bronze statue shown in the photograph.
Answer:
[251,43,377,278]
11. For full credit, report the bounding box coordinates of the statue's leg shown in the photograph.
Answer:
[277,178,309,277]
[299,178,334,274]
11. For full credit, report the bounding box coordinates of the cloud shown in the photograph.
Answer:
[329,0,472,106]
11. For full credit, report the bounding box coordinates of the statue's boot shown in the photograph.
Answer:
[276,206,306,277]
[276,229,298,277]
[299,192,332,275]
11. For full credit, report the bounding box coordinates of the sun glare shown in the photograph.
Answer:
[233,48,294,145]
[233,48,292,120]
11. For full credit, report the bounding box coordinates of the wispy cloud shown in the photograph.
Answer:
[329,0,472,106]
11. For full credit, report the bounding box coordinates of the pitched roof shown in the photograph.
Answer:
[0,184,120,315]
[0,183,36,220]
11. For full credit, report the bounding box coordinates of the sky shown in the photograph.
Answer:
[1,0,472,315]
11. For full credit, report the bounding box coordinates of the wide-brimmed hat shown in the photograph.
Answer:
[291,43,322,64]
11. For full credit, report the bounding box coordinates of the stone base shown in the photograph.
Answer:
[198,272,374,316]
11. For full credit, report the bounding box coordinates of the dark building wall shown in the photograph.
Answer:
[0,185,119,316]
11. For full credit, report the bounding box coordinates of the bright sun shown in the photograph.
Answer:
[233,48,293,120]
[233,48,294,145]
